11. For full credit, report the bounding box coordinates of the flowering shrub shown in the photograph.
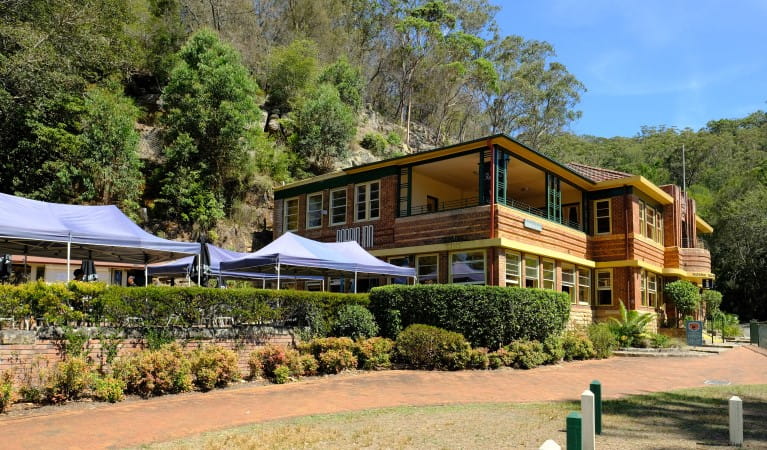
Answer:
[112,343,192,397]
[44,357,93,403]
[467,348,490,369]
[355,337,395,370]
[298,337,356,359]
[318,349,357,374]
[488,348,514,369]
[0,371,14,413]
[248,345,302,381]
[189,345,241,391]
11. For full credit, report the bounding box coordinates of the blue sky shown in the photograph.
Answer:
[494,0,767,137]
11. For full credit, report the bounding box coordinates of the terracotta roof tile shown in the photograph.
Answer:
[565,162,633,182]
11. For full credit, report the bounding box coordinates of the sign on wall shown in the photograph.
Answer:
[336,225,375,248]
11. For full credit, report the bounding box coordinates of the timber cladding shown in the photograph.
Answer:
[495,206,587,257]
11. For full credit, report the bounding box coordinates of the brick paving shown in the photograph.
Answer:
[1,346,766,449]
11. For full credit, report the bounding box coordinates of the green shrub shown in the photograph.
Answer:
[0,371,14,413]
[356,337,395,370]
[588,323,618,358]
[92,376,125,403]
[721,313,742,338]
[607,301,654,347]
[701,290,723,319]
[370,285,570,349]
[331,304,379,339]
[44,357,93,404]
[386,131,402,147]
[318,349,358,374]
[506,339,546,370]
[542,334,565,364]
[298,354,319,376]
[395,324,471,370]
[189,345,241,391]
[298,337,357,359]
[248,345,301,381]
[647,332,672,349]
[467,348,490,369]
[112,343,192,397]
[360,132,388,154]
[61,327,90,358]
[273,365,292,384]
[664,280,700,323]
[488,348,514,369]
[562,330,596,361]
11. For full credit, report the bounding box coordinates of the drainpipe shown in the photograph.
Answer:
[488,139,496,285]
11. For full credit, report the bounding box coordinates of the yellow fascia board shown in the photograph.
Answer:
[274,170,346,192]
[695,215,714,234]
[595,259,715,281]
[371,237,595,268]
[594,175,674,205]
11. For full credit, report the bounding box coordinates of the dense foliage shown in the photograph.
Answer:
[369,285,570,349]
[0,282,368,329]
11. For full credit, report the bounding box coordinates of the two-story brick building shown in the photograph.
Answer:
[273,134,714,326]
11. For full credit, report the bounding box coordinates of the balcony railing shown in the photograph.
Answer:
[408,196,481,216]
[404,196,583,232]
[682,237,708,250]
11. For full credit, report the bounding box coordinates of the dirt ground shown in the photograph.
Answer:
[1,345,766,449]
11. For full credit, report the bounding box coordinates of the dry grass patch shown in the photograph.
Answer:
[140,385,767,449]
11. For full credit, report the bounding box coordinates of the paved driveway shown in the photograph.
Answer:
[2,346,766,449]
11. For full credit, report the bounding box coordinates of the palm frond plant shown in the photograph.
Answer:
[608,301,655,348]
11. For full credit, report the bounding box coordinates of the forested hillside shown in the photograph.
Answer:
[1,1,765,318]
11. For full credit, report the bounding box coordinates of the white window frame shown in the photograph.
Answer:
[578,267,591,305]
[542,259,555,290]
[449,250,486,285]
[330,188,347,226]
[355,181,380,222]
[283,197,299,232]
[524,255,539,288]
[595,269,613,306]
[594,199,611,235]
[505,252,521,286]
[647,272,658,307]
[416,254,439,284]
[561,263,576,304]
[640,270,648,306]
[306,192,323,229]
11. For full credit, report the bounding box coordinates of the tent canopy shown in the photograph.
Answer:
[220,232,416,278]
[0,193,200,264]
[148,243,323,282]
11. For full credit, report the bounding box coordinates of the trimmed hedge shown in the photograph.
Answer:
[0,281,368,330]
[369,285,570,349]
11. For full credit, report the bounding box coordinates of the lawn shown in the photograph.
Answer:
[141,385,767,449]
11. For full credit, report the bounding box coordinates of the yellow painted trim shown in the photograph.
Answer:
[345,141,486,174]
[594,259,715,281]
[595,175,674,205]
[275,171,346,192]
[695,215,714,234]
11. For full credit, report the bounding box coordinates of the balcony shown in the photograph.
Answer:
[665,246,712,274]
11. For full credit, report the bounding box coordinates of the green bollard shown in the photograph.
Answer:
[590,380,602,435]
[566,411,582,450]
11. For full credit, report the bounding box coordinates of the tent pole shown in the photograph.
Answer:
[276,262,280,291]
[354,271,358,294]
[262,279,266,289]
[144,254,149,287]
[197,251,202,286]
[66,233,72,282]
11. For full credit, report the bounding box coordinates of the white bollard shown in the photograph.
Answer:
[581,389,595,450]
[539,439,561,450]
[729,395,743,446]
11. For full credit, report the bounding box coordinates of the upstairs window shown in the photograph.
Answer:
[283,198,299,232]
[355,181,380,221]
[330,188,347,225]
[595,199,611,234]
[638,200,664,245]
[306,193,323,229]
